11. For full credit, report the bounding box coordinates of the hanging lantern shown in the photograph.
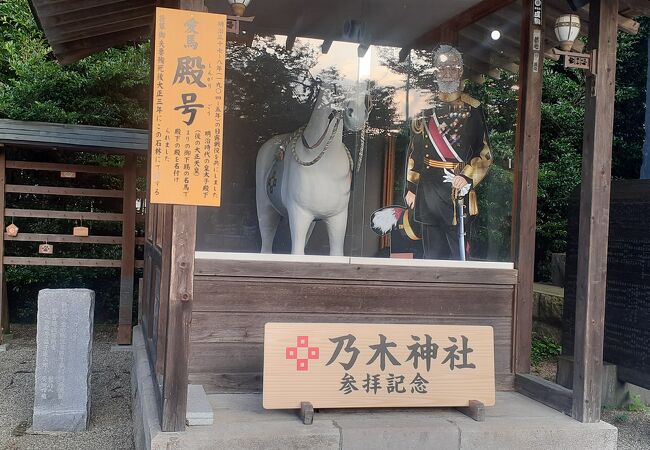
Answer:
[228,0,251,17]
[555,14,581,52]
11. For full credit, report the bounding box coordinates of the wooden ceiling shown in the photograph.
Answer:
[29,0,650,78]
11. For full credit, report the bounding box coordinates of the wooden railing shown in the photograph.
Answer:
[0,150,144,344]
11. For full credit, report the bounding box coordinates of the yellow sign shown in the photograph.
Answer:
[150,7,226,206]
[263,323,495,409]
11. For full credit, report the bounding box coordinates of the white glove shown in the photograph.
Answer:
[443,169,471,197]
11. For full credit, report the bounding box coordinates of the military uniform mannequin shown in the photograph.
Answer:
[405,45,492,260]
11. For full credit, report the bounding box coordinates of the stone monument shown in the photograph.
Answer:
[32,289,94,432]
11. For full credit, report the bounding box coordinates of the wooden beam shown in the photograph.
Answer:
[515,374,573,415]
[4,233,124,244]
[33,0,150,18]
[6,184,123,198]
[4,209,123,221]
[118,154,137,344]
[4,257,122,267]
[572,0,619,424]
[6,160,123,175]
[48,15,154,45]
[512,0,545,374]
[402,0,517,52]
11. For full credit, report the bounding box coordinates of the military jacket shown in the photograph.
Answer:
[406,94,492,226]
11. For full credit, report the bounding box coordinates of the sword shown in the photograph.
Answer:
[457,196,466,261]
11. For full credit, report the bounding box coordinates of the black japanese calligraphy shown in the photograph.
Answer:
[442,335,476,370]
[386,374,406,394]
[174,93,204,126]
[326,335,361,371]
[362,374,382,394]
[185,17,198,49]
[173,56,207,87]
[339,373,358,395]
[367,334,401,371]
[406,334,439,371]
[409,373,429,394]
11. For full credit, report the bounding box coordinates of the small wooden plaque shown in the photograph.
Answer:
[73,226,89,237]
[263,323,495,409]
[38,244,54,254]
[60,171,77,178]
[5,223,18,237]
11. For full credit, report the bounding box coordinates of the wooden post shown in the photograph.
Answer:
[159,0,202,432]
[155,204,173,375]
[572,0,618,423]
[160,205,196,431]
[512,0,544,373]
[0,146,7,339]
[118,154,137,344]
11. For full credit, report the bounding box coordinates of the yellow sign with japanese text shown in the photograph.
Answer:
[150,7,226,206]
[263,323,495,409]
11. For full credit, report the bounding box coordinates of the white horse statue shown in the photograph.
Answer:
[256,82,371,255]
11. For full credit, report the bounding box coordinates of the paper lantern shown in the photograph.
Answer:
[228,0,251,17]
[555,14,581,52]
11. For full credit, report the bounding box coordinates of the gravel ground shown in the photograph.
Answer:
[533,357,650,450]
[0,324,134,450]
[603,409,650,450]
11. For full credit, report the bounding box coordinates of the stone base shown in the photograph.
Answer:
[32,411,89,433]
[187,385,213,426]
[131,325,178,450]
[175,392,616,450]
[111,344,133,353]
[557,355,650,408]
[132,329,616,449]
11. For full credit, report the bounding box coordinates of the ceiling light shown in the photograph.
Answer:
[491,30,501,41]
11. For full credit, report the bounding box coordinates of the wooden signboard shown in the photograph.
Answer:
[263,323,495,409]
[150,7,227,206]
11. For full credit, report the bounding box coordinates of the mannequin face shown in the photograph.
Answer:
[433,45,463,93]
[436,62,463,84]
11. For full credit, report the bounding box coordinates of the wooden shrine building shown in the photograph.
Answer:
[27,0,650,436]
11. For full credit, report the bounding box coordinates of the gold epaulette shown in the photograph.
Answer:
[411,117,425,135]
[460,93,481,108]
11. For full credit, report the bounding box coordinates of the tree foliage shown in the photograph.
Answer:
[0,0,150,128]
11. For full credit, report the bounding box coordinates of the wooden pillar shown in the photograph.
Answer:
[159,0,201,432]
[572,0,618,423]
[161,205,196,431]
[118,154,137,344]
[512,0,544,373]
[0,146,7,339]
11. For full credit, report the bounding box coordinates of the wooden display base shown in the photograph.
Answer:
[297,400,485,425]
[457,400,485,422]
[299,402,314,425]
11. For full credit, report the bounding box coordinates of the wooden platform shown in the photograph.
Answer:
[190,253,518,393]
